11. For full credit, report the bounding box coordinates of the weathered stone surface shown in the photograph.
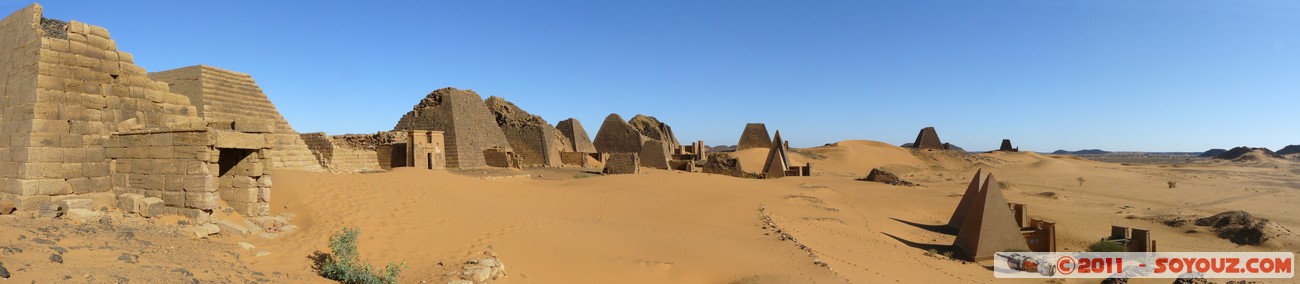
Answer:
[38,203,62,218]
[485,96,568,167]
[1194,211,1289,245]
[603,153,640,174]
[393,87,514,168]
[216,219,251,235]
[557,118,597,153]
[638,140,670,169]
[180,224,220,239]
[64,208,103,223]
[701,153,746,178]
[628,115,679,150]
[138,197,164,218]
[593,114,647,154]
[58,198,92,211]
[911,127,945,150]
[149,65,323,171]
[859,168,916,187]
[736,123,772,151]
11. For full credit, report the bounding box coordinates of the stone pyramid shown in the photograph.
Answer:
[952,173,1030,261]
[0,4,201,209]
[557,118,596,153]
[912,127,944,150]
[761,131,791,178]
[484,96,569,167]
[736,123,772,151]
[999,139,1015,152]
[946,169,983,229]
[148,65,323,171]
[593,113,648,153]
[393,87,513,169]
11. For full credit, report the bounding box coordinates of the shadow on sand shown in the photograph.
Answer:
[890,217,956,235]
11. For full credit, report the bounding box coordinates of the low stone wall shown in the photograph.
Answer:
[603,153,639,174]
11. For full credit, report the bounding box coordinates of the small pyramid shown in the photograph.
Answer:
[946,169,984,229]
[999,139,1016,152]
[762,131,790,178]
[911,127,944,150]
[952,173,1030,261]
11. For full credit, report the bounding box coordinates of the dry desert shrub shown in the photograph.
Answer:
[312,227,405,284]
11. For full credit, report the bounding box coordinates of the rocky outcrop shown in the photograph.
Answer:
[1198,149,1227,157]
[1275,145,1300,155]
[1194,211,1293,245]
[1213,147,1279,160]
[857,168,917,187]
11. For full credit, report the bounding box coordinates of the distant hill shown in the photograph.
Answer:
[1214,146,1279,160]
[1051,149,1111,155]
[707,145,737,152]
[1199,149,1228,157]
[1276,145,1300,155]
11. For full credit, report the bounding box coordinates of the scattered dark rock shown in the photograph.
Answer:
[1172,272,1210,284]
[0,260,9,279]
[1275,145,1300,155]
[49,253,63,264]
[171,268,193,277]
[114,275,130,283]
[1194,211,1292,245]
[1213,147,1279,160]
[32,238,53,245]
[117,253,139,264]
[1100,276,1127,284]
[857,168,918,187]
[1198,149,1227,158]
[0,246,20,254]
[50,246,66,255]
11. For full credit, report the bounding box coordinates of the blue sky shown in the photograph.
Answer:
[14,0,1299,152]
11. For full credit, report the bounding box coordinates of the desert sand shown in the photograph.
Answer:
[2,140,1298,283]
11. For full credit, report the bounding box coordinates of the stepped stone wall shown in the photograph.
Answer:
[0,4,205,211]
[299,132,400,172]
[393,87,512,169]
[557,118,596,153]
[148,65,323,171]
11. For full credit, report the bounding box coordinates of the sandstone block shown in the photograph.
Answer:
[64,208,103,223]
[137,197,164,218]
[180,224,220,239]
[57,198,92,211]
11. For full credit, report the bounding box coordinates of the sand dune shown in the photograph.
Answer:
[239,140,1300,283]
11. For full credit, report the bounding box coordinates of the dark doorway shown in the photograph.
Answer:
[218,148,253,177]
[427,153,433,169]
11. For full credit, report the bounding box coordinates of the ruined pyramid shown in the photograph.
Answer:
[393,87,514,169]
[148,65,323,171]
[736,123,772,151]
[593,113,648,154]
[484,96,570,167]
